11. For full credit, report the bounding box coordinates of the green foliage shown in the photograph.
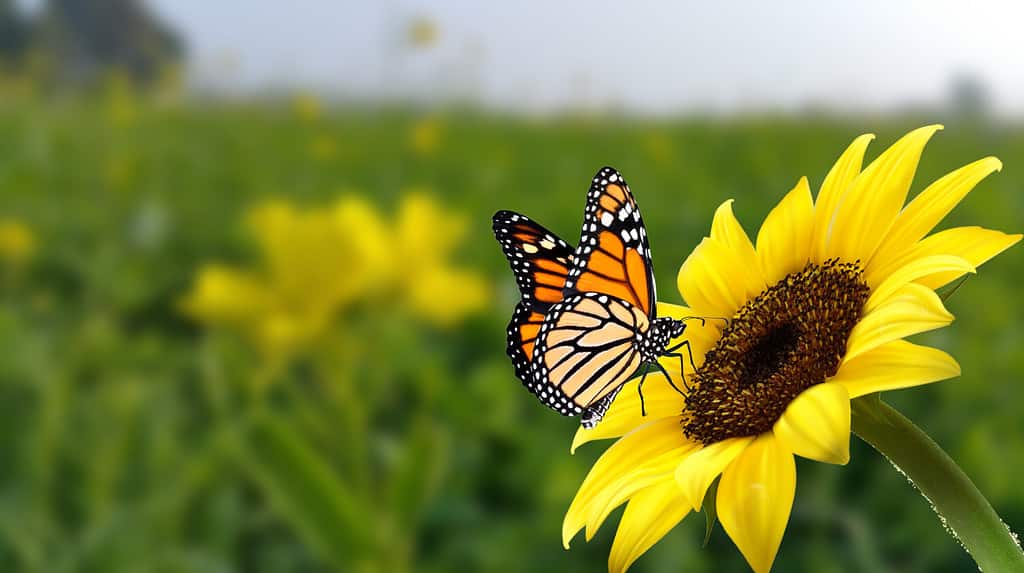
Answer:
[0,95,1021,572]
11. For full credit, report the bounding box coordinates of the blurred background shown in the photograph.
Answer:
[0,1,1022,571]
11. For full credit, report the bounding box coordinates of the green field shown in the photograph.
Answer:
[1,89,1022,572]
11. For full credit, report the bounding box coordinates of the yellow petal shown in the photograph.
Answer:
[866,226,1021,289]
[826,125,942,264]
[678,237,751,318]
[608,479,690,573]
[756,177,815,285]
[773,383,851,465]
[915,228,1022,289]
[674,436,753,511]
[865,255,974,312]
[810,133,875,264]
[844,283,953,362]
[563,418,692,548]
[716,199,765,284]
[831,339,961,398]
[180,265,271,323]
[717,434,796,573]
[584,445,691,541]
[871,157,1002,268]
[570,379,683,453]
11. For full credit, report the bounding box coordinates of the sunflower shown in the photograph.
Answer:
[563,125,1021,573]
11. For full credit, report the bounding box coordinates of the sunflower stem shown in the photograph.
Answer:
[851,394,1024,572]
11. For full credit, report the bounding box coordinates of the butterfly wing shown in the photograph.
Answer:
[530,292,647,421]
[564,167,656,317]
[493,210,575,388]
[504,302,547,388]
[492,210,575,312]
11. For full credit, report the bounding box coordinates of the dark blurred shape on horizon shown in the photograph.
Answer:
[0,0,182,86]
[950,74,992,122]
[0,0,29,62]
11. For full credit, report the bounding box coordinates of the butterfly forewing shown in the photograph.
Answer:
[492,210,574,311]
[564,167,656,317]
[531,293,648,415]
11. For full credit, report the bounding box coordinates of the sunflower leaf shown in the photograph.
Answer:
[702,476,720,547]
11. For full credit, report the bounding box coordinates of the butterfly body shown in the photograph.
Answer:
[493,167,692,428]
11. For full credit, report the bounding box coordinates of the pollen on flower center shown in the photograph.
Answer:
[682,259,870,445]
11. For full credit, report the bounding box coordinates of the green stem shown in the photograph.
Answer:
[851,394,1024,572]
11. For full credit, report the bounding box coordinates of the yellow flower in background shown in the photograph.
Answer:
[182,192,486,356]
[104,155,137,192]
[0,219,36,265]
[564,126,1020,573]
[393,190,488,325]
[308,134,339,162]
[407,16,440,49]
[292,93,323,122]
[409,116,443,156]
[642,132,675,167]
[103,70,138,127]
[182,197,389,355]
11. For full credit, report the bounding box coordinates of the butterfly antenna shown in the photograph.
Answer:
[680,315,731,328]
[679,315,707,328]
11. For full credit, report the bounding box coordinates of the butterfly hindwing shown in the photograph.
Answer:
[505,302,546,390]
[564,167,656,317]
[530,292,648,416]
[492,210,574,312]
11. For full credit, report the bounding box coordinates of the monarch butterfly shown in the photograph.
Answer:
[493,166,698,428]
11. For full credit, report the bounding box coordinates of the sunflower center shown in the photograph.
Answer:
[682,259,870,445]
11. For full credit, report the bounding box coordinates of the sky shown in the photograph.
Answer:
[147,0,1024,115]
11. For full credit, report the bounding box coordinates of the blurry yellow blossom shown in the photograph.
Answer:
[643,132,675,167]
[393,191,488,325]
[103,71,138,127]
[409,116,443,156]
[180,264,270,324]
[104,155,137,192]
[0,219,36,265]
[182,193,486,356]
[183,197,388,356]
[292,93,323,122]
[308,134,339,162]
[407,17,440,49]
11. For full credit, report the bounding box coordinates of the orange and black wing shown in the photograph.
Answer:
[564,167,656,317]
[529,292,648,425]
[504,302,546,388]
[492,210,574,312]
[493,210,575,387]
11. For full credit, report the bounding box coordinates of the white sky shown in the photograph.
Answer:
[148,0,1024,114]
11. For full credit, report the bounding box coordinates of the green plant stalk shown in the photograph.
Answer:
[851,394,1024,572]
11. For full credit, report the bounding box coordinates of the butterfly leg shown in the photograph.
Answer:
[662,339,699,393]
[654,360,687,395]
[636,365,651,417]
